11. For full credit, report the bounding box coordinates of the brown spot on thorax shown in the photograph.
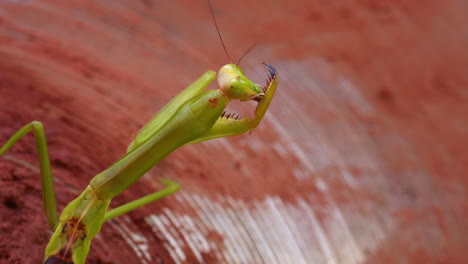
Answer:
[208,97,219,108]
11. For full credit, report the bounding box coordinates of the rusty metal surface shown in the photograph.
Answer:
[0,0,467,263]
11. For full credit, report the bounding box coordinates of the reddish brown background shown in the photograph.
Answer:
[0,0,467,263]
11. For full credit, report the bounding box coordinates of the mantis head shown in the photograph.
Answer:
[217,64,266,102]
[207,0,273,103]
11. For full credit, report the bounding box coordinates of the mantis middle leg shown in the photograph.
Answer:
[104,179,180,221]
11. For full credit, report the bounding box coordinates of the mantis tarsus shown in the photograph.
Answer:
[0,1,279,264]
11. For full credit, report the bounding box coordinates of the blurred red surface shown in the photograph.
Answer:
[0,0,466,263]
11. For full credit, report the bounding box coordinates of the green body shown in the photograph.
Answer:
[0,64,278,263]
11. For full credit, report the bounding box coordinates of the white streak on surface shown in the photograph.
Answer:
[108,216,151,264]
[299,199,337,264]
[145,192,389,264]
[146,214,185,264]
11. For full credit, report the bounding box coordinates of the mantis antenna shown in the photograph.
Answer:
[207,0,232,63]
[236,42,257,66]
[207,0,257,66]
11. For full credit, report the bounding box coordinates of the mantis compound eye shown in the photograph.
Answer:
[217,64,264,101]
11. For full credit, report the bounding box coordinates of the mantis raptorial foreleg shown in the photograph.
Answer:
[0,121,58,230]
[187,63,278,144]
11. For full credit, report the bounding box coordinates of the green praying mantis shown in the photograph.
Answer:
[0,1,278,264]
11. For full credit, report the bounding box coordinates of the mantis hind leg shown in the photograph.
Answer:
[104,179,180,221]
[0,121,58,230]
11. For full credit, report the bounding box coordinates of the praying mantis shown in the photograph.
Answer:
[0,1,278,263]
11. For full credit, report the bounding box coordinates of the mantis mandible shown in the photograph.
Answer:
[0,1,278,263]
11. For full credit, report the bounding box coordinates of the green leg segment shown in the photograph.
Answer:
[0,121,58,230]
[104,179,180,221]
